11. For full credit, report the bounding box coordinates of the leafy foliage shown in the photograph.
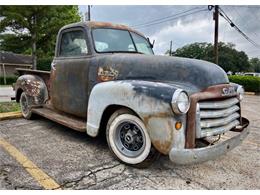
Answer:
[0,6,81,68]
[0,76,18,85]
[249,58,260,73]
[37,57,52,71]
[229,75,260,92]
[171,42,251,72]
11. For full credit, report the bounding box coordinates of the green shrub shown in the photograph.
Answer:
[229,75,260,93]
[37,57,53,71]
[0,76,18,85]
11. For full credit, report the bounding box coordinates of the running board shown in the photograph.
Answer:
[32,108,86,132]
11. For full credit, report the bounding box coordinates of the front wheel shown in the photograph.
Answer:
[106,109,160,168]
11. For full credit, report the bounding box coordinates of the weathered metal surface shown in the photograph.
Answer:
[87,80,185,154]
[200,105,239,118]
[88,54,228,94]
[16,68,51,92]
[200,120,240,138]
[32,108,86,132]
[199,97,239,109]
[59,21,145,39]
[169,118,249,165]
[186,83,241,148]
[97,66,119,81]
[50,57,90,118]
[15,74,49,106]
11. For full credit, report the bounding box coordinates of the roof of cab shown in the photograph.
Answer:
[59,21,145,37]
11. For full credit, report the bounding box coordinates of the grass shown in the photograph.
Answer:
[0,102,21,113]
[0,85,12,87]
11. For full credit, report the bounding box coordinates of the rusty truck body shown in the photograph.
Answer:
[14,21,249,167]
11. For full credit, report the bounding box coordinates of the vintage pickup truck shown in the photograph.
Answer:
[14,21,249,167]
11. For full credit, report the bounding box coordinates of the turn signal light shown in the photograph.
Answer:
[175,122,182,130]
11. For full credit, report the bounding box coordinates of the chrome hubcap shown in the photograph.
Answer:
[115,121,145,157]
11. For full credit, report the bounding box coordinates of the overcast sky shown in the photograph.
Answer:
[79,5,260,58]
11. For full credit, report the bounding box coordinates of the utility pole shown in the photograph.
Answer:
[87,5,91,21]
[213,5,219,64]
[169,40,173,56]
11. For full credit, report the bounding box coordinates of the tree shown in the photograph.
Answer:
[169,42,251,73]
[249,58,260,73]
[0,6,81,69]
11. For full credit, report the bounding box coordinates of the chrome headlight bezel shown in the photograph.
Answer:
[171,89,190,114]
[237,85,245,100]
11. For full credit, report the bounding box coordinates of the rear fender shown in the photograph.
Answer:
[15,74,48,105]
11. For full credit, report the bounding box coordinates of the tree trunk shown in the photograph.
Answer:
[32,15,37,70]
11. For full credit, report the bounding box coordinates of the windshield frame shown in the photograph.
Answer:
[91,27,154,55]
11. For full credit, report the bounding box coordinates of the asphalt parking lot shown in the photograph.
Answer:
[0,95,259,190]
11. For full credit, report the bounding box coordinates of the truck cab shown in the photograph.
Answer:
[14,21,249,167]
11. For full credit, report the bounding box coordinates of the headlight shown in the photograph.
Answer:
[237,85,244,100]
[171,89,190,114]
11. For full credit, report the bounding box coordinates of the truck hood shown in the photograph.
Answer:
[94,53,229,94]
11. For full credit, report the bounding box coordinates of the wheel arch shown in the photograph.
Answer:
[98,104,140,136]
[16,88,23,102]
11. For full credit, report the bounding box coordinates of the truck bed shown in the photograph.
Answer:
[16,68,50,76]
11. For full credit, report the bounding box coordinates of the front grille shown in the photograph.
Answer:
[196,97,240,138]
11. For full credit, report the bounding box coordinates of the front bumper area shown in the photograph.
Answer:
[169,118,249,165]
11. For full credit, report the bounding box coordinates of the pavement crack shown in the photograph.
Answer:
[59,163,123,189]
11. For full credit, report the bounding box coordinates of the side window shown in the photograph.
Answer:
[59,30,88,57]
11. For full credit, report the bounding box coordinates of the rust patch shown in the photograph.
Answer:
[87,21,145,37]
[20,79,41,97]
[142,112,174,154]
[152,140,172,155]
[97,66,119,82]
[143,112,171,127]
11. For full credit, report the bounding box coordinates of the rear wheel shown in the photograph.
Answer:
[20,92,33,119]
[106,108,160,168]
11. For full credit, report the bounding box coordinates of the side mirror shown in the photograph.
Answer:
[147,37,155,48]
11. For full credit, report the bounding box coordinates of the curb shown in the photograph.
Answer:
[0,111,23,121]
[245,92,255,95]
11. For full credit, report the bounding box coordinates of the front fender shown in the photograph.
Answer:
[87,80,186,154]
[15,74,48,105]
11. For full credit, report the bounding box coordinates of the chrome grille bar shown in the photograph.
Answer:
[199,97,239,109]
[200,112,240,128]
[200,120,240,137]
[200,105,239,118]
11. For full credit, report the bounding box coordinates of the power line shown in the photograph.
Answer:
[229,5,260,9]
[130,8,208,29]
[130,6,203,28]
[219,6,260,48]
[232,7,260,39]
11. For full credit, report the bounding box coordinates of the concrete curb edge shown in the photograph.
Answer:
[0,111,23,121]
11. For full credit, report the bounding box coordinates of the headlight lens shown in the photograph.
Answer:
[237,85,244,100]
[171,89,190,114]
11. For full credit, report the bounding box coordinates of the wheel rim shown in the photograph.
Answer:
[114,120,146,158]
[20,94,29,115]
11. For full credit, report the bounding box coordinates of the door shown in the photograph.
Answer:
[50,27,90,118]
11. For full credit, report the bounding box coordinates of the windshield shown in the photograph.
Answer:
[92,28,154,55]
